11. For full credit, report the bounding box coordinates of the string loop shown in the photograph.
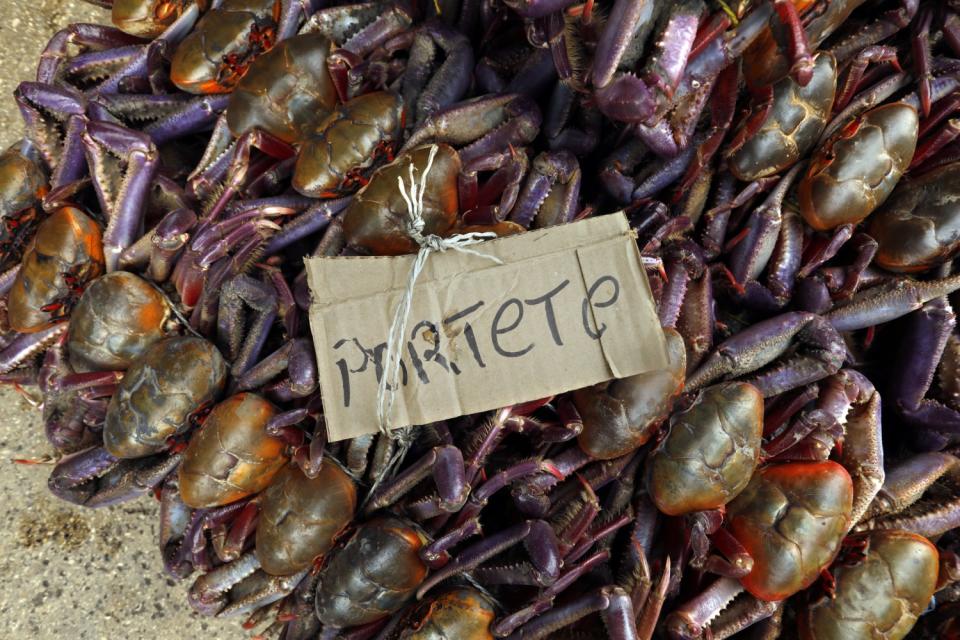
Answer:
[375,144,503,436]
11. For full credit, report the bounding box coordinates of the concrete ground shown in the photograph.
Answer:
[0,3,236,638]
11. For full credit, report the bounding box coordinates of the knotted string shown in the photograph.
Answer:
[364,145,503,503]
[375,144,504,434]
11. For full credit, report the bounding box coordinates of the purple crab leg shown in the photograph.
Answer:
[63,44,142,86]
[402,21,474,129]
[666,576,744,640]
[0,265,19,296]
[15,82,87,188]
[417,519,561,597]
[235,338,317,397]
[0,323,67,374]
[659,243,700,329]
[146,208,198,282]
[278,0,324,40]
[364,444,468,516]
[188,114,235,200]
[421,518,483,568]
[159,477,195,578]
[544,81,601,156]
[36,23,143,84]
[687,312,845,397]
[505,585,638,640]
[262,198,351,256]
[48,447,182,508]
[632,136,700,198]
[402,94,542,165]
[189,553,261,616]
[218,274,277,376]
[728,165,803,285]
[764,207,804,304]
[590,0,658,113]
[143,94,230,145]
[95,3,201,95]
[82,121,159,271]
[493,550,610,637]
[600,139,647,203]
[826,274,960,331]
[453,459,561,527]
[890,299,960,444]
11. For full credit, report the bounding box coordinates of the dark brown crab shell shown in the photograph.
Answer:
[315,516,429,628]
[573,327,686,460]
[169,0,280,94]
[67,271,173,372]
[869,161,960,273]
[293,91,405,198]
[798,102,918,231]
[225,32,338,142]
[7,206,104,333]
[647,381,764,516]
[799,530,939,640]
[341,144,460,255]
[728,52,837,181]
[256,460,357,576]
[104,336,228,459]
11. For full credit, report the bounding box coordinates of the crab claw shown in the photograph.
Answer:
[888,298,960,449]
[595,75,657,124]
[686,312,845,397]
[509,150,581,228]
[858,452,960,539]
[48,446,181,508]
[401,94,542,166]
[826,273,960,332]
[188,552,307,617]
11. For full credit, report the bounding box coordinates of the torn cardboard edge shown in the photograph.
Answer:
[306,212,669,441]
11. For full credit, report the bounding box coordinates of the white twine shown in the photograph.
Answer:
[374,144,504,436]
[362,145,504,508]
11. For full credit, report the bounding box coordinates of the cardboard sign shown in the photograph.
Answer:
[306,212,668,441]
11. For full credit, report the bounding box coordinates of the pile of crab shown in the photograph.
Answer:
[6,0,960,638]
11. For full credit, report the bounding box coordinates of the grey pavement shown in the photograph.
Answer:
[0,2,236,638]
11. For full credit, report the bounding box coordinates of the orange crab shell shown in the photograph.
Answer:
[179,392,288,508]
[727,460,853,601]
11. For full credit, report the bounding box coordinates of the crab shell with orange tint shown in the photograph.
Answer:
[179,392,289,508]
[727,460,854,601]
[67,271,174,371]
[7,206,104,333]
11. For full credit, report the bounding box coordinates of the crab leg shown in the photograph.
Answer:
[402,21,473,130]
[687,312,845,397]
[15,82,87,188]
[417,519,561,597]
[48,447,182,508]
[36,23,144,84]
[825,273,960,331]
[82,120,159,271]
[888,299,960,446]
[504,585,639,640]
[364,444,468,516]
